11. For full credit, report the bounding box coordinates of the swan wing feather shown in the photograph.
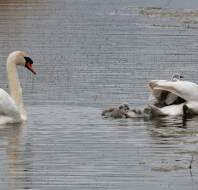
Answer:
[149,80,198,101]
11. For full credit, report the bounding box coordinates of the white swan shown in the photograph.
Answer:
[0,51,36,124]
[148,79,198,116]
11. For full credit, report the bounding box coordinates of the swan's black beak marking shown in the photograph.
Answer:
[24,56,36,75]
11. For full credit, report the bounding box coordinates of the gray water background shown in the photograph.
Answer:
[0,0,198,189]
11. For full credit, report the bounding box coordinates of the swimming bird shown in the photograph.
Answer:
[171,73,184,81]
[0,51,36,124]
[127,107,151,118]
[148,79,198,116]
[102,104,130,118]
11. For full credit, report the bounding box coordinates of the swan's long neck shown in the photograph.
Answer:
[7,59,26,120]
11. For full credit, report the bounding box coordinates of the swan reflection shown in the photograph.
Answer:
[0,123,31,190]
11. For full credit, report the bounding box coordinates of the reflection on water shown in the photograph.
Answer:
[0,105,197,189]
[147,116,198,177]
[149,116,198,137]
[0,123,29,190]
[0,0,198,189]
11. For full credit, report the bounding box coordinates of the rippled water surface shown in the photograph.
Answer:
[0,0,198,189]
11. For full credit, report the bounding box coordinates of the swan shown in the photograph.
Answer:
[148,79,198,116]
[171,73,183,81]
[0,51,36,124]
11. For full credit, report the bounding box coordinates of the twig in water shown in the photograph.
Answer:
[189,155,193,169]
[188,154,194,177]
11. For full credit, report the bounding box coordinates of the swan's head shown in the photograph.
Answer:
[171,73,183,81]
[7,51,36,74]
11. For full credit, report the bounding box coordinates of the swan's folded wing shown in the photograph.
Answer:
[165,93,178,105]
[0,89,20,119]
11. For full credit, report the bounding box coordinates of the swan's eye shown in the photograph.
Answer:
[24,56,33,64]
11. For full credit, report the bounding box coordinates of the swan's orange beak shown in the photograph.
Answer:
[25,62,36,75]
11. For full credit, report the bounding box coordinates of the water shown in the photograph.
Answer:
[0,0,198,189]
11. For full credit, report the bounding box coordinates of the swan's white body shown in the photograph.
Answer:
[0,89,21,123]
[0,51,36,124]
[149,80,198,116]
[149,103,185,116]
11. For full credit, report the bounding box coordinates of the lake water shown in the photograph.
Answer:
[0,0,198,189]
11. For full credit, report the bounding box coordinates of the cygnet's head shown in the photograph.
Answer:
[119,104,130,112]
[7,51,36,74]
[171,73,183,81]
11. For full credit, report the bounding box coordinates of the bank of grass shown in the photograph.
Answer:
[139,7,198,24]
[138,7,198,28]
